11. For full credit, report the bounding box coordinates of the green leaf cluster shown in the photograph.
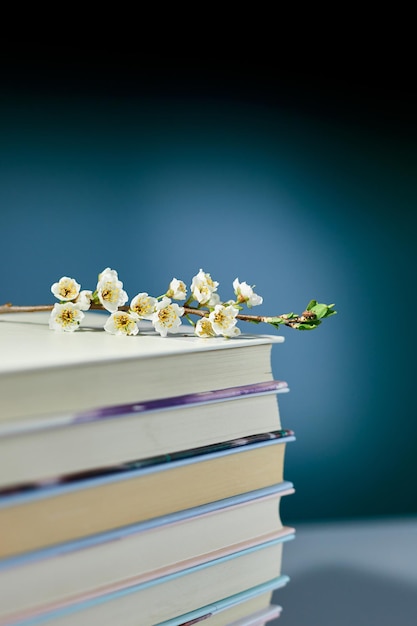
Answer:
[267,313,297,330]
[267,301,337,331]
[305,300,337,319]
[297,301,337,330]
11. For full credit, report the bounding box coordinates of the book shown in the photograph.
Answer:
[0,380,289,488]
[211,604,282,626]
[0,540,290,626]
[0,312,284,423]
[0,431,294,559]
[223,605,282,626]
[0,311,295,625]
[176,594,280,626]
[160,579,285,626]
[0,483,294,620]
[0,533,294,623]
[178,603,282,626]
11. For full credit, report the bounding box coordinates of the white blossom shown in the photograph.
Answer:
[51,277,81,302]
[207,292,221,307]
[208,304,239,336]
[233,278,263,307]
[166,278,187,300]
[195,317,216,338]
[130,293,157,320]
[222,325,241,338]
[97,271,128,313]
[190,269,219,305]
[104,311,139,336]
[76,290,93,311]
[151,297,184,337]
[98,267,119,282]
[49,302,85,332]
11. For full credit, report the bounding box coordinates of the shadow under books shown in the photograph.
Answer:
[271,564,417,626]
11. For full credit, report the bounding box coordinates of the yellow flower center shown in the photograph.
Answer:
[101,283,119,303]
[158,306,175,327]
[114,314,132,330]
[213,311,226,325]
[132,298,152,316]
[59,281,77,299]
[58,308,77,327]
[199,319,214,335]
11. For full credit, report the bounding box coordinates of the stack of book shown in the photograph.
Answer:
[0,312,296,625]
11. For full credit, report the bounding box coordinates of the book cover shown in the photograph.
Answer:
[0,534,294,623]
[0,313,284,421]
[0,539,290,626]
[0,431,295,558]
[177,604,282,626]
[0,381,289,487]
[0,483,294,620]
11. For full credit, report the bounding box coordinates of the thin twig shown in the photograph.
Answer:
[0,303,55,313]
[0,302,304,328]
[183,306,267,323]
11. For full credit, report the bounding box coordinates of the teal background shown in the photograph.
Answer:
[1,50,416,522]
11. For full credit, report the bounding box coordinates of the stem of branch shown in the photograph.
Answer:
[0,303,302,328]
[183,306,299,328]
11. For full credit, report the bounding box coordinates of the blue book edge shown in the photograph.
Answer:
[0,432,295,508]
[158,576,290,626]
[0,481,295,570]
[9,537,293,626]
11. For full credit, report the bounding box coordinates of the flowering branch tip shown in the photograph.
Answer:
[1,269,336,337]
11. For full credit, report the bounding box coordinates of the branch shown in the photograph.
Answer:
[1,269,336,336]
[182,306,301,328]
[0,302,329,330]
[0,303,55,314]
[0,303,123,314]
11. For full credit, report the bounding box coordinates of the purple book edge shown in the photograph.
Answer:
[75,380,289,422]
[1,380,289,437]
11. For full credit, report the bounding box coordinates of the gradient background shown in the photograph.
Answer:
[1,45,416,524]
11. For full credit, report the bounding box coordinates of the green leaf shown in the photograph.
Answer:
[297,320,322,330]
[323,306,337,319]
[310,303,329,319]
[268,321,285,330]
[309,302,337,319]
[91,290,100,305]
[268,317,286,325]
[306,300,317,311]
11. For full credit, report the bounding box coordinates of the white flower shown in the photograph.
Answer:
[207,292,221,307]
[233,278,263,307]
[190,269,219,305]
[130,293,157,320]
[104,311,139,336]
[151,297,184,337]
[97,272,128,313]
[98,267,119,282]
[222,325,241,338]
[76,290,93,311]
[195,317,216,338]
[208,304,239,336]
[49,302,85,332]
[166,278,187,301]
[51,277,81,302]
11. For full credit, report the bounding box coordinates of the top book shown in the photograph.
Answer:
[0,313,284,423]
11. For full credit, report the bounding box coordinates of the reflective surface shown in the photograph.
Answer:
[273,516,417,625]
